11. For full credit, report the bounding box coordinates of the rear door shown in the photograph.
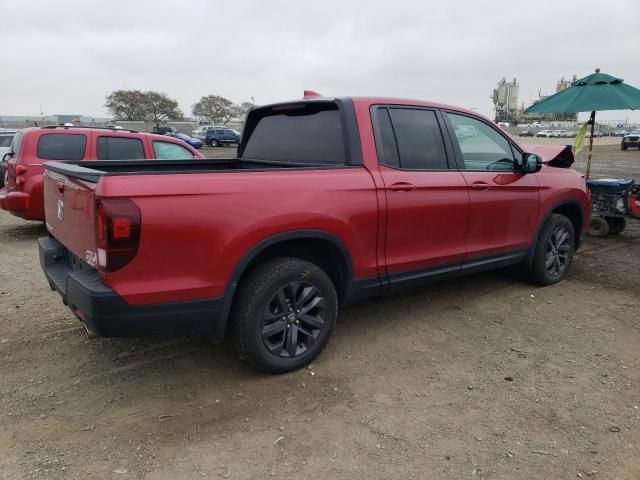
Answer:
[372,106,469,285]
[443,111,540,259]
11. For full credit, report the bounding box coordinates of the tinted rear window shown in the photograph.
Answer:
[388,108,447,170]
[37,134,86,160]
[97,136,145,160]
[242,103,345,165]
[0,135,13,148]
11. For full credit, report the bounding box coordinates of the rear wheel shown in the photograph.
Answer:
[588,216,610,237]
[210,139,219,147]
[231,257,338,373]
[605,216,626,235]
[525,214,575,285]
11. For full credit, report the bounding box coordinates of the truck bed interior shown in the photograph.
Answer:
[44,158,343,183]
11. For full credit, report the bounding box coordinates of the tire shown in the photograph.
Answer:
[605,216,626,235]
[525,214,575,286]
[621,144,627,150]
[231,257,338,373]
[588,216,610,237]
[209,139,219,147]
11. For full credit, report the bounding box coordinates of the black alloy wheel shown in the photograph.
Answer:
[231,257,338,373]
[544,225,571,277]
[261,281,326,358]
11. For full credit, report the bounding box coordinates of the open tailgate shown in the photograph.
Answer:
[43,163,99,267]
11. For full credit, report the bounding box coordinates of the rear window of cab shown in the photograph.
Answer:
[37,133,86,160]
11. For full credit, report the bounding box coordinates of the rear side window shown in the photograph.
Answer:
[153,141,193,160]
[0,135,13,148]
[37,134,86,160]
[386,108,448,170]
[243,103,345,165]
[97,137,145,160]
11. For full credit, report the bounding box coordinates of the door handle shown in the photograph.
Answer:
[470,181,490,191]
[389,182,416,192]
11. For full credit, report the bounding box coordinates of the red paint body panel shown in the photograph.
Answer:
[1,127,204,221]
[42,96,591,312]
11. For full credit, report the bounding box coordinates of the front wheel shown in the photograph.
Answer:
[210,139,219,147]
[231,257,338,373]
[588,216,610,237]
[525,214,575,286]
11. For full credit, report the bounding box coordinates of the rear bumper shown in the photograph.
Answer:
[39,237,226,339]
[0,190,30,211]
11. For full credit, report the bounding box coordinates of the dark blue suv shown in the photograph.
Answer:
[205,128,241,147]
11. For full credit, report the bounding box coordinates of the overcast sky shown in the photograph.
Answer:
[1,0,639,122]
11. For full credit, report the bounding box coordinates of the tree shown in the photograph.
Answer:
[192,97,257,125]
[105,90,183,125]
[104,90,147,120]
[142,91,183,126]
[192,95,234,125]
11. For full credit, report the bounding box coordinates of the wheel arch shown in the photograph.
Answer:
[212,230,355,340]
[527,199,585,265]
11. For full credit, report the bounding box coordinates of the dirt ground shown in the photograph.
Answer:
[1,145,639,479]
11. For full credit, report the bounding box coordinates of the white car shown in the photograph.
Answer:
[535,130,554,137]
[0,130,18,188]
[192,125,215,140]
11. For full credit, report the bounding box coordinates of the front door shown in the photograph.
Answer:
[372,107,469,286]
[444,112,540,260]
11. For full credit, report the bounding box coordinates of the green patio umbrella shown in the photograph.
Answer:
[526,68,640,178]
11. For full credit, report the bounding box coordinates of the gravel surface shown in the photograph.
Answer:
[1,144,639,479]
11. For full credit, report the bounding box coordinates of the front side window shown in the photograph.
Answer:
[37,134,86,160]
[153,141,193,160]
[97,136,145,160]
[446,113,516,171]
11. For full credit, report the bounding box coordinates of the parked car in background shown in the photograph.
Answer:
[192,125,214,139]
[0,125,205,221]
[0,130,19,188]
[614,130,627,137]
[621,130,640,150]
[563,131,577,138]
[39,95,590,373]
[518,129,534,137]
[586,130,604,138]
[536,130,554,137]
[165,132,203,149]
[205,127,241,147]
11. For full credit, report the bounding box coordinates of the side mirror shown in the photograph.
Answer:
[522,153,542,173]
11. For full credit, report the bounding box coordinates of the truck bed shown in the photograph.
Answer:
[43,158,333,183]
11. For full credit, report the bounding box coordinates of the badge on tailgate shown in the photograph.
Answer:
[57,199,64,221]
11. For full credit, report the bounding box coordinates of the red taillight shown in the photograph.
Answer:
[16,176,26,186]
[15,165,27,175]
[95,199,141,273]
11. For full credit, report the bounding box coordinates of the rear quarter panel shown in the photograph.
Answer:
[97,167,379,305]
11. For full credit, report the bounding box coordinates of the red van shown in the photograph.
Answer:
[0,126,204,221]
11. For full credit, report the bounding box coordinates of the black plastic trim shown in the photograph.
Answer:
[39,237,223,337]
[526,198,586,265]
[386,250,528,293]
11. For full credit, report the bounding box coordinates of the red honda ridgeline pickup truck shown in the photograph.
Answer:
[39,96,590,373]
